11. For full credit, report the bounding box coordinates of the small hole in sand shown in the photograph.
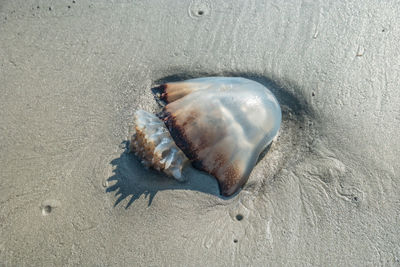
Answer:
[236,214,243,221]
[233,239,238,243]
[42,205,52,215]
[197,10,204,16]
[353,196,358,201]
[68,5,71,8]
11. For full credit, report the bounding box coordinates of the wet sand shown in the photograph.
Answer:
[1,0,399,265]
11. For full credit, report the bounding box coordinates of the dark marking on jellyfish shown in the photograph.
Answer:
[158,106,244,196]
[217,164,244,196]
[202,149,243,196]
[151,84,168,106]
[157,110,199,161]
[213,153,226,170]
[160,92,168,102]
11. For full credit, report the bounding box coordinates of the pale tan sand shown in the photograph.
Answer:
[1,0,399,266]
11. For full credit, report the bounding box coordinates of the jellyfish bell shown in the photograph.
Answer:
[130,77,282,196]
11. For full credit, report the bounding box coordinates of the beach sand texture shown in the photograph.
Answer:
[1,0,399,266]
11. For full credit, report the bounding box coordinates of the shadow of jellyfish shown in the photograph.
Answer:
[106,141,222,208]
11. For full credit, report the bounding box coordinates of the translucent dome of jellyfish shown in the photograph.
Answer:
[129,77,282,196]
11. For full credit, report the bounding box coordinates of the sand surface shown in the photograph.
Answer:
[1,0,399,266]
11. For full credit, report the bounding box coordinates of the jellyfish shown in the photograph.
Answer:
[130,77,281,196]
